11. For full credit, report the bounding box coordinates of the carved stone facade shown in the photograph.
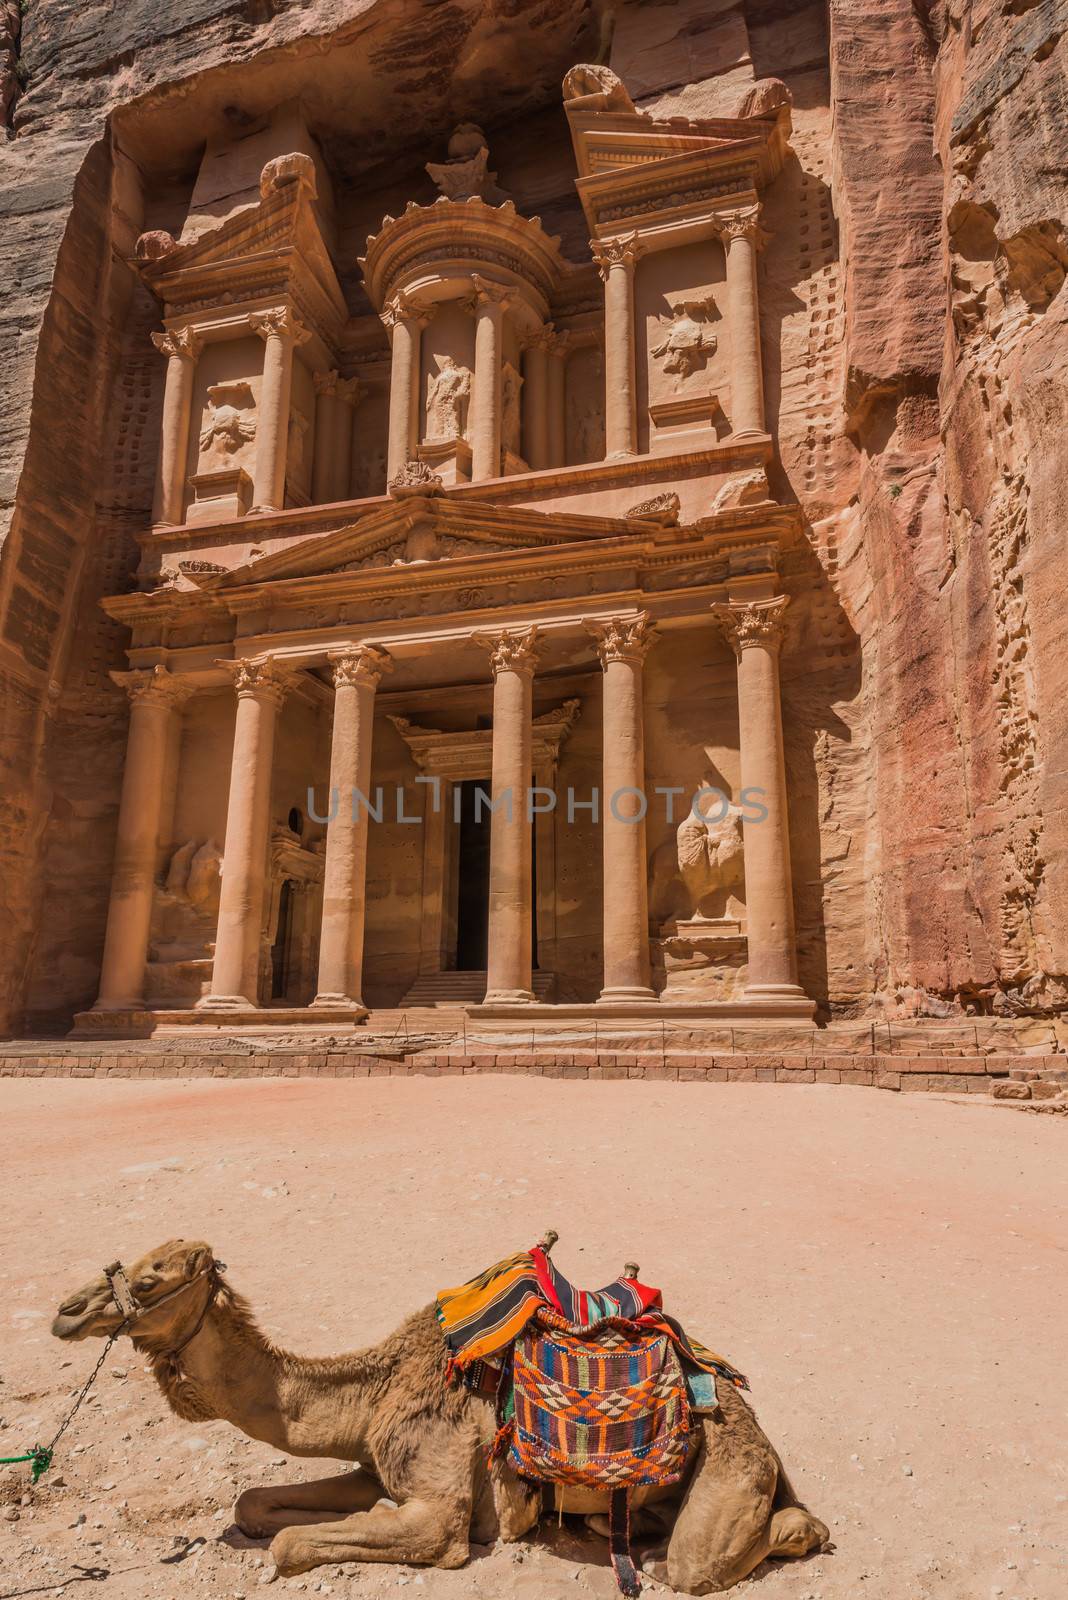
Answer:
[3,2,1061,1055]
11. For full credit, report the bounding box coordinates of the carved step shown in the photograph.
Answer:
[401,971,555,1006]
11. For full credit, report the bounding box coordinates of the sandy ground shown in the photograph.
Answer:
[0,1077,1065,1600]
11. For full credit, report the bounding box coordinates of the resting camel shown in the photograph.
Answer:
[51,1239,828,1593]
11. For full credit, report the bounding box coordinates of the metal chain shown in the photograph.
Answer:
[12,1328,126,1481]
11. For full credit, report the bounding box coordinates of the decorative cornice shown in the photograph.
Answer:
[110,665,190,707]
[473,624,542,677]
[328,645,393,689]
[585,611,657,666]
[249,307,311,345]
[711,595,789,655]
[215,655,291,704]
[590,232,642,280]
[151,327,202,362]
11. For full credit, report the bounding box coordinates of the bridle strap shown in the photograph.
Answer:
[102,1260,226,1334]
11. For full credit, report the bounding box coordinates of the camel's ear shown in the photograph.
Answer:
[184,1245,213,1279]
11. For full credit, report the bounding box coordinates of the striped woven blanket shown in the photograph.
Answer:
[435,1245,748,1392]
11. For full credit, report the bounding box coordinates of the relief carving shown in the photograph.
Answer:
[425,354,472,442]
[259,152,318,201]
[627,492,681,527]
[650,784,746,925]
[501,361,523,458]
[651,298,718,379]
[426,123,507,204]
[198,382,256,461]
[387,459,445,497]
[710,468,771,512]
[562,64,635,114]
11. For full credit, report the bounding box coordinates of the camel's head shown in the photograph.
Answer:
[51,1239,217,1345]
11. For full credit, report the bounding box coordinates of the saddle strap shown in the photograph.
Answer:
[609,1488,641,1599]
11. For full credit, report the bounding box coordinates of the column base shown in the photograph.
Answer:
[743,982,810,1001]
[195,993,257,1012]
[91,996,144,1012]
[249,503,282,516]
[311,993,369,1017]
[729,427,768,443]
[598,986,658,1004]
[484,988,535,1005]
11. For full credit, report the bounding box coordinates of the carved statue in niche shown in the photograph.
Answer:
[501,362,523,457]
[426,123,508,203]
[425,354,472,441]
[650,780,745,924]
[198,382,256,460]
[651,297,718,379]
[287,411,310,474]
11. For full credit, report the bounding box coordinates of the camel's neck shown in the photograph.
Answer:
[141,1289,390,1460]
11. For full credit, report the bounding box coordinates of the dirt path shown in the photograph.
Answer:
[0,1077,1065,1600]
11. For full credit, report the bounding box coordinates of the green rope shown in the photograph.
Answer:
[0,1447,53,1482]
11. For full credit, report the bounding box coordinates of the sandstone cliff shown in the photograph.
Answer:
[1,0,1065,1033]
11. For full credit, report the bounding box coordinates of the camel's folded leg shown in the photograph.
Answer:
[235,1467,383,1539]
[269,1496,471,1578]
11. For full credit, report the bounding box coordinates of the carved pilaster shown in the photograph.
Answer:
[586,612,657,667]
[711,597,789,657]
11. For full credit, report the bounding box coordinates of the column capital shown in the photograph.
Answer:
[336,374,365,407]
[314,368,341,399]
[328,645,394,689]
[381,291,430,332]
[522,321,570,356]
[151,327,202,362]
[467,274,513,312]
[586,611,657,666]
[712,596,790,656]
[215,655,292,706]
[591,231,643,280]
[473,625,542,677]
[249,307,312,346]
[110,665,191,708]
[714,207,770,250]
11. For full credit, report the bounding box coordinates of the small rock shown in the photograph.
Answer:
[902,1464,913,1476]
[69,1514,86,1528]
[2,1506,19,1522]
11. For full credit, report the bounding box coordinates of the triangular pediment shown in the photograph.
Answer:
[198,498,639,591]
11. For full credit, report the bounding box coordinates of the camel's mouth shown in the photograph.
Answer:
[51,1296,123,1342]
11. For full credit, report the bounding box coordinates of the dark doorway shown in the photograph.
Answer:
[455,780,490,971]
[270,879,294,999]
[453,778,539,973]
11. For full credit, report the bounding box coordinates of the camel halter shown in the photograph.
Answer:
[0,1258,230,1484]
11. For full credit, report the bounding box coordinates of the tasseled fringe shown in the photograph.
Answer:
[488,1419,514,1464]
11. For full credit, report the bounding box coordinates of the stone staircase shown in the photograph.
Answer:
[400,970,555,1007]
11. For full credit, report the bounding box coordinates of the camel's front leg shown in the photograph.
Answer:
[269,1496,471,1578]
[235,1467,383,1539]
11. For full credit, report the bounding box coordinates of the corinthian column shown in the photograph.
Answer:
[592,233,642,460]
[382,293,428,484]
[716,209,768,438]
[546,328,569,469]
[521,326,552,470]
[150,328,202,527]
[312,646,393,1011]
[250,308,311,513]
[474,626,541,1003]
[94,667,189,1011]
[469,277,510,482]
[587,613,657,1002]
[200,658,289,1009]
[712,597,805,1001]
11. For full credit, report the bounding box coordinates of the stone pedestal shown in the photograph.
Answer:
[652,917,747,1001]
[417,435,472,486]
[187,466,253,524]
[312,647,392,1011]
[587,613,657,1002]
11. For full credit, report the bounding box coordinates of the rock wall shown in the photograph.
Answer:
[1,0,1066,1033]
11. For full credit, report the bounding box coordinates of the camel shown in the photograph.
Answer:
[51,1239,828,1593]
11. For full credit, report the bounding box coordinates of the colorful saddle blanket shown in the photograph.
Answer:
[509,1309,692,1491]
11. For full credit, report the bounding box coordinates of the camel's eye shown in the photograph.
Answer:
[135,1278,157,1295]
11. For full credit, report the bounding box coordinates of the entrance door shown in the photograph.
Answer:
[452,778,539,973]
[455,780,490,970]
[270,879,294,999]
